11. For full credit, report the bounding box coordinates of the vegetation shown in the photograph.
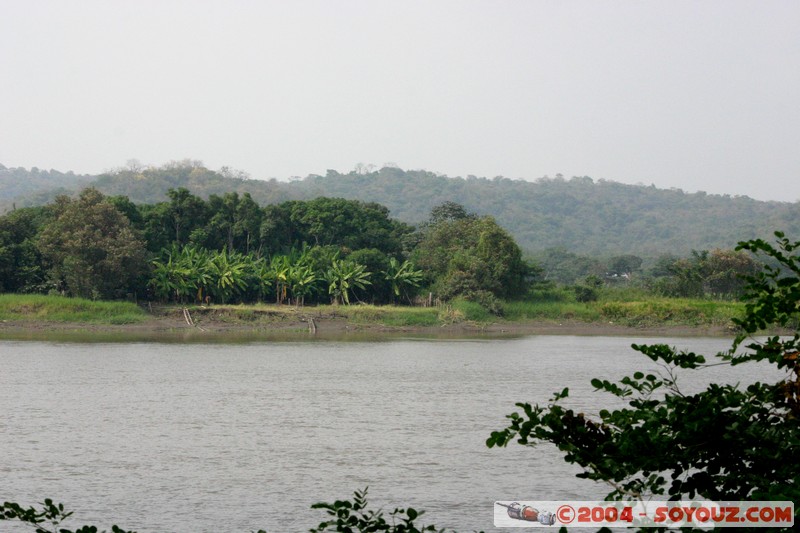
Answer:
[0,294,146,324]
[37,189,148,300]
[487,232,800,530]
[5,232,796,533]
[0,498,135,533]
[4,162,799,257]
[0,164,93,211]
[412,204,529,304]
[0,169,789,332]
[1,489,452,533]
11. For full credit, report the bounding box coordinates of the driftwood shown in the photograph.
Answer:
[183,307,206,331]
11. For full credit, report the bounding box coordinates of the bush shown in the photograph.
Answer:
[463,290,504,316]
[572,284,598,302]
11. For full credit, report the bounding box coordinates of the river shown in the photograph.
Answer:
[0,335,784,532]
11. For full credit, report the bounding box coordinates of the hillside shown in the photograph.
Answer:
[2,162,798,257]
[0,164,94,210]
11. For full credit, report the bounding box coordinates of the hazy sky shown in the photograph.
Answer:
[1,1,798,201]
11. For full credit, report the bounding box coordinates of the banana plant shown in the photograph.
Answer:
[180,245,213,303]
[208,249,248,304]
[252,257,273,303]
[149,256,180,301]
[383,257,424,304]
[150,245,195,302]
[267,255,290,304]
[287,262,318,306]
[325,259,371,305]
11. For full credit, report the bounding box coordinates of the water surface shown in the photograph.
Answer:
[0,336,783,532]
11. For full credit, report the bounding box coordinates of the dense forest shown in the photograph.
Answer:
[0,184,764,311]
[2,161,798,257]
[0,189,531,310]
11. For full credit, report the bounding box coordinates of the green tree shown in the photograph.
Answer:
[260,203,298,255]
[0,206,50,293]
[487,231,800,529]
[606,254,643,279]
[703,248,760,297]
[427,201,475,225]
[535,247,604,285]
[289,197,412,256]
[138,189,208,253]
[414,208,529,301]
[235,192,263,255]
[165,187,208,246]
[37,189,148,299]
[648,248,760,299]
[205,192,241,253]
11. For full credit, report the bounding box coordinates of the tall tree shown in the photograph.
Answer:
[37,188,148,299]
[235,192,263,255]
[413,206,530,300]
[0,206,50,293]
[165,187,208,246]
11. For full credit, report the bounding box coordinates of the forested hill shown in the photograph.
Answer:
[0,164,94,208]
[2,162,798,257]
[291,168,800,257]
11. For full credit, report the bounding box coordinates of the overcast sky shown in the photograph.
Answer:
[1,0,798,201]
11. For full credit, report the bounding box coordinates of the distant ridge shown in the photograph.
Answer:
[2,162,798,257]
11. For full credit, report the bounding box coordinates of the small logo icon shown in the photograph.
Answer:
[496,502,556,525]
[556,504,575,524]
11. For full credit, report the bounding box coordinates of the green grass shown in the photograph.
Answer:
[0,293,747,330]
[597,298,744,327]
[0,294,147,324]
[502,294,744,328]
[448,298,494,322]
[502,300,602,322]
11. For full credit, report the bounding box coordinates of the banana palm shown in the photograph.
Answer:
[383,257,424,304]
[252,257,273,303]
[287,262,318,306]
[208,249,248,304]
[180,245,213,303]
[325,259,371,305]
[267,255,290,304]
[150,245,196,302]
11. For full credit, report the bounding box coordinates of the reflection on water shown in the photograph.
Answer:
[0,336,783,532]
[0,328,529,344]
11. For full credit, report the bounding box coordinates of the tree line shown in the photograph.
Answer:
[536,245,762,302]
[0,186,770,308]
[4,161,799,258]
[0,189,531,307]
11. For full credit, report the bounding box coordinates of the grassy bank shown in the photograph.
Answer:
[0,292,747,331]
[184,295,744,330]
[0,294,147,324]
[184,302,442,328]
[503,297,743,328]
